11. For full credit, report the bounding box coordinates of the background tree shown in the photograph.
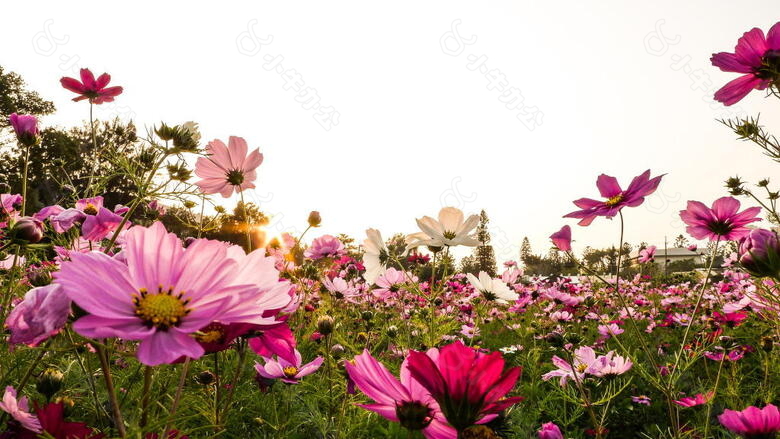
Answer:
[0,65,55,129]
[674,234,689,248]
[473,209,497,276]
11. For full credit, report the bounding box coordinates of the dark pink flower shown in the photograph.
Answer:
[60,68,123,104]
[564,170,664,226]
[711,22,780,105]
[345,350,456,438]
[550,225,572,251]
[674,391,713,408]
[406,341,523,432]
[8,113,39,146]
[718,403,780,438]
[5,284,71,347]
[538,422,564,439]
[739,228,780,278]
[679,197,761,241]
[81,207,126,241]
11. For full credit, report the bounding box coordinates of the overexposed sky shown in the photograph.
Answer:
[2,1,780,262]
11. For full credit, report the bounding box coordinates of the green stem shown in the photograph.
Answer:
[20,143,31,216]
[140,366,153,428]
[163,357,190,435]
[219,341,249,427]
[95,343,126,438]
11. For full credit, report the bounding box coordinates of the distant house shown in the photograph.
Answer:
[630,247,704,266]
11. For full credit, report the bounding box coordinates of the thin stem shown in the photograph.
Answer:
[140,366,153,428]
[95,343,126,438]
[20,143,31,216]
[703,354,727,439]
[219,341,249,427]
[239,190,253,252]
[87,103,100,195]
[163,358,190,434]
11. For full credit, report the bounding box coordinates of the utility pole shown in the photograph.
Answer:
[664,236,668,277]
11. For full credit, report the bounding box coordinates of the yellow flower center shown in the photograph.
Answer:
[604,194,623,206]
[133,287,190,330]
[83,203,98,215]
[196,330,223,343]
[577,363,589,373]
[282,366,299,378]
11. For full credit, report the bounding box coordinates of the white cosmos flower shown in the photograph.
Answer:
[362,228,388,285]
[467,271,519,304]
[407,207,480,250]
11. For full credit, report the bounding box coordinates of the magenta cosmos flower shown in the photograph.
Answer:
[406,341,523,432]
[345,350,456,439]
[60,68,123,104]
[538,422,564,439]
[673,391,714,408]
[254,349,323,384]
[8,113,39,146]
[550,225,571,251]
[54,222,283,365]
[679,197,761,242]
[5,284,71,348]
[564,170,664,226]
[194,136,263,198]
[718,403,780,438]
[711,22,780,106]
[0,386,41,433]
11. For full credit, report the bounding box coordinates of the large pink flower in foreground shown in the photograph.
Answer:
[718,403,780,438]
[54,222,284,365]
[194,136,263,198]
[679,197,761,242]
[60,68,123,104]
[345,350,457,439]
[406,341,523,432]
[711,22,780,106]
[564,170,664,226]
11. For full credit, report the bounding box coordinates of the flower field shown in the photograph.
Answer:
[2,19,780,439]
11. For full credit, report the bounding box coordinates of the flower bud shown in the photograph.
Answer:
[386,325,398,338]
[36,368,64,400]
[9,113,39,147]
[316,315,335,335]
[12,217,44,243]
[307,211,321,227]
[330,344,346,359]
[739,229,780,279]
[196,370,216,385]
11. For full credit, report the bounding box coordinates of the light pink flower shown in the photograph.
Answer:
[194,136,263,198]
[304,234,345,260]
[54,222,283,365]
[638,245,656,263]
[0,386,41,433]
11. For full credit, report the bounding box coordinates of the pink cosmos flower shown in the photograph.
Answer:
[345,350,456,439]
[406,341,523,432]
[564,170,664,226]
[679,197,761,241]
[247,322,298,364]
[674,391,714,408]
[1,194,23,219]
[82,207,126,241]
[194,136,263,198]
[638,245,656,263]
[550,225,572,252]
[711,22,780,105]
[718,403,780,438]
[0,386,42,433]
[304,234,345,260]
[542,346,603,386]
[632,395,652,406]
[597,323,624,338]
[8,113,39,146]
[5,284,71,347]
[254,349,323,384]
[54,222,284,365]
[60,68,123,104]
[538,422,564,439]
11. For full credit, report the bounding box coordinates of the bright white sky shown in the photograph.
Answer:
[2,1,780,263]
